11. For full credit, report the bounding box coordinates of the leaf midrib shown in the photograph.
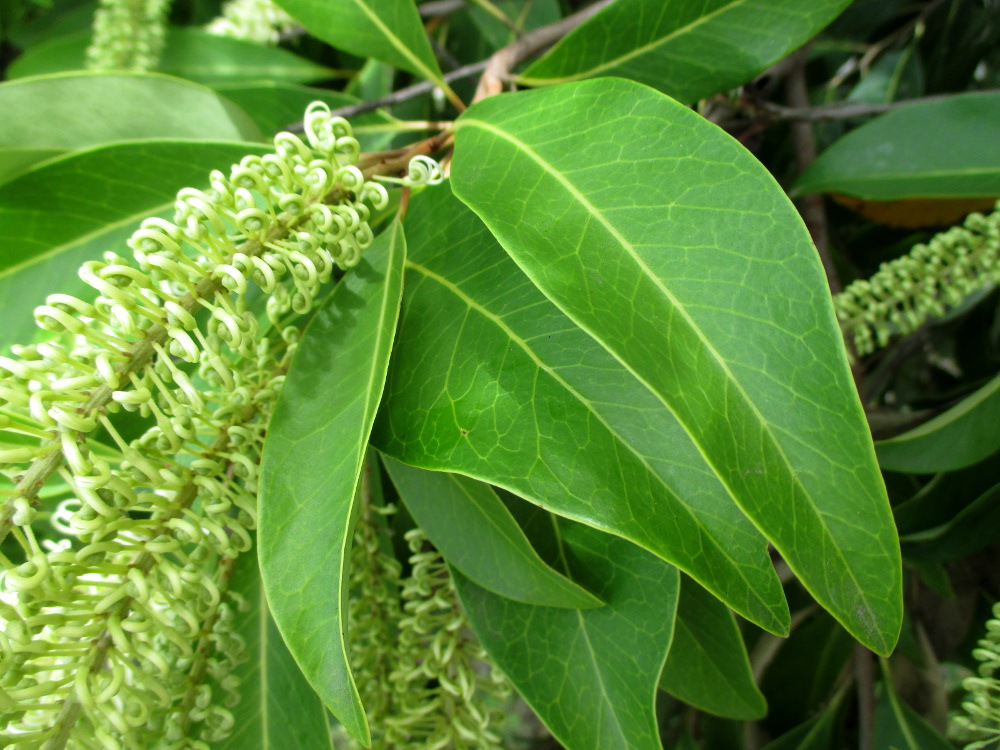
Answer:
[523,0,765,83]
[406,258,776,621]
[350,0,441,86]
[455,116,876,647]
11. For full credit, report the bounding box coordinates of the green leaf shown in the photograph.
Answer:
[372,186,787,635]
[273,0,444,86]
[258,221,405,746]
[660,576,766,720]
[873,661,954,750]
[794,92,1000,199]
[519,0,851,102]
[454,519,681,750]
[380,455,601,608]
[6,28,339,85]
[0,140,271,352]
[876,372,1000,473]
[0,72,262,155]
[218,543,333,750]
[900,481,1000,562]
[213,82,398,150]
[451,78,901,655]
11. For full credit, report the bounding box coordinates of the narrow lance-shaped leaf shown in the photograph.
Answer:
[218,541,333,750]
[380,455,602,608]
[519,0,852,103]
[454,518,681,750]
[273,0,445,89]
[660,576,766,720]
[372,187,788,635]
[451,78,902,655]
[259,221,406,745]
[876,371,1000,473]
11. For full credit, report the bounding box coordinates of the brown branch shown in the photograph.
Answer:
[784,45,839,294]
[472,0,615,103]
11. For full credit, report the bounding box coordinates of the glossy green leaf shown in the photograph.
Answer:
[451,78,901,655]
[660,576,766,720]
[0,72,262,156]
[6,28,338,85]
[519,0,851,102]
[372,186,787,635]
[876,372,1000,472]
[0,148,62,187]
[213,83,398,150]
[258,221,405,746]
[0,140,270,352]
[794,92,1000,199]
[273,0,443,85]
[219,543,332,750]
[380,455,601,608]
[454,519,681,750]
[873,662,954,750]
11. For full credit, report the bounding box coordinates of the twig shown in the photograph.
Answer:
[756,91,965,121]
[418,0,467,18]
[784,45,839,294]
[472,0,615,102]
[856,645,875,750]
[311,60,489,124]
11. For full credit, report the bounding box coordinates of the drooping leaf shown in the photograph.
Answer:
[6,28,339,86]
[454,518,681,750]
[0,72,262,180]
[451,78,901,655]
[794,91,1000,200]
[519,0,851,102]
[218,543,333,750]
[873,661,954,750]
[0,140,271,352]
[213,82,398,150]
[380,455,601,608]
[273,0,444,87]
[660,576,766,720]
[258,221,406,745]
[876,372,1000,473]
[372,186,787,635]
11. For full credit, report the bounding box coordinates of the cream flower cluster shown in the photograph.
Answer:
[206,0,298,45]
[86,0,172,72]
[0,102,387,748]
[834,202,1000,357]
[950,601,1000,749]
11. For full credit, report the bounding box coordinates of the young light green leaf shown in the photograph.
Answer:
[380,455,601,608]
[258,221,406,746]
[372,187,788,635]
[6,29,339,86]
[218,543,333,750]
[451,78,901,655]
[273,0,445,90]
[0,140,271,352]
[877,372,1000,473]
[454,519,681,750]
[793,91,1000,199]
[660,576,766,720]
[0,72,262,156]
[519,0,851,102]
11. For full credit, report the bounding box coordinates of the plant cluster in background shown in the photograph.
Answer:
[0,1,999,749]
